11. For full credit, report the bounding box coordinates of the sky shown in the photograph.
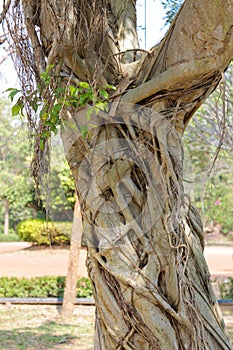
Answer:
[0,0,166,95]
[137,0,166,49]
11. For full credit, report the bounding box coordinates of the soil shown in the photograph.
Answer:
[0,244,88,278]
[0,242,233,279]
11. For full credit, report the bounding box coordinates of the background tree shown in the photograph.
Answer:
[161,0,184,26]
[2,1,233,349]
[0,98,33,234]
[0,97,75,236]
[46,137,75,222]
[184,63,233,234]
[61,196,83,319]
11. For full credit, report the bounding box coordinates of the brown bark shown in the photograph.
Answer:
[6,0,233,348]
[61,198,82,319]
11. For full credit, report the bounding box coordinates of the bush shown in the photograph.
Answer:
[219,278,233,299]
[204,176,233,234]
[16,219,72,245]
[0,276,93,298]
[0,233,20,242]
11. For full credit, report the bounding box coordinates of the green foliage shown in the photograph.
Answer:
[161,0,184,26]
[184,141,233,233]
[219,278,233,299]
[184,64,233,234]
[0,276,93,298]
[46,152,75,221]
[0,99,34,231]
[0,98,77,229]
[6,66,116,147]
[16,219,72,245]
[0,233,20,242]
[77,277,93,298]
[204,174,233,233]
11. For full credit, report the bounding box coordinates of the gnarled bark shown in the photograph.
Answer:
[62,106,230,349]
[6,0,233,348]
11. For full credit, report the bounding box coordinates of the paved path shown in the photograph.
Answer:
[204,245,233,277]
[0,243,233,278]
[0,245,87,278]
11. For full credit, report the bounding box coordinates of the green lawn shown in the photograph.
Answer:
[0,304,232,349]
[0,304,94,350]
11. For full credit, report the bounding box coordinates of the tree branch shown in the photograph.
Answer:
[108,0,139,62]
[0,0,12,25]
[120,0,233,122]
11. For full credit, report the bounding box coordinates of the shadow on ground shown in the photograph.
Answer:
[0,317,94,350]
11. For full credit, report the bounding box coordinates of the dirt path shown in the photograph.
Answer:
[0,245,87,278]
[0,243,233,279]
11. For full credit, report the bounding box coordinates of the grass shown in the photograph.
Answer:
[0,304,94,349]
[0,304,232,349]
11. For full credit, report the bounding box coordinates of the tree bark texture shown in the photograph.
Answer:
[12,0,233,348]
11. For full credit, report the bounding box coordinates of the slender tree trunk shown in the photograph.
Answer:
[61,197,82,319]
[3,198,9,235]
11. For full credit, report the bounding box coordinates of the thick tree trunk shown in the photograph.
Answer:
[61,198,82,319]
[62,108,231,350]
[7,0,233,348]
[3,198,9,235]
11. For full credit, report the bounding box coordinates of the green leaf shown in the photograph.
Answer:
[40,107,48,120]
[55,87,65,98]
[52,103,62,114]
[52,127,59,135]
[86,107,94,120]
[99,89,109,100]
[5,88,17,91]
[69,85,77,95]
[79,93,89,106]
[40,64,54,85]
[79,82,90,89]
[32,103,38,113]
[105,84,116,90]
[42,130,51,138]
[6,88,21,102]
[39,139,45,150]
[12,102,23,116]
[81,125,88,138]
[90,93,97,104]
[95,101,108,111]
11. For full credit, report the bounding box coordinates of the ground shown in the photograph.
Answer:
[0,242,232,349]
[0,242,232,280]
[0,304,95,350]
[0,243,88,278]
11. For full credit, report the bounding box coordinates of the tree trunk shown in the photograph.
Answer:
[3,198,9,235]
[61,197,82,319]
[62,108,231,350]
[7,0,233,348]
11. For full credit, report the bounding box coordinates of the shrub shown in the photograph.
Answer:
[0,233,20,242]
[77,277,93,298]
[16,219,72,245]
[0,276,93,298]
[219,277,233,299]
